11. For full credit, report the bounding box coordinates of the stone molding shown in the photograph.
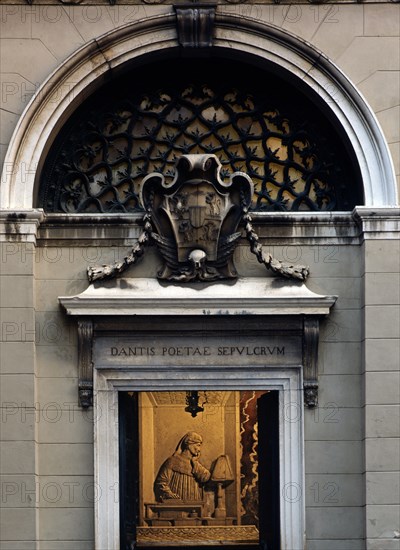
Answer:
[0,13,396,209]
[59,277,337,317]
[94,367,305,549]
[35,209,400,245]
[0,209,44,243]
[0,209,397,245]
[38,213,143,245]
[352,207,400,240]
[38,212,361,245]
[4,0,396,4]
[60,277,337,409]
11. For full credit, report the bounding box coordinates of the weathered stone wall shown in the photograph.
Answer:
[2,211,398,548]
[361,225,400,550]
[239,218,366,549]
[0,216,41,548]
[0,3,399,549]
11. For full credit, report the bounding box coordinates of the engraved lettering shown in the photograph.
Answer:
[160,346,213,356]
[109,344,286,358]
[110,346,156,357]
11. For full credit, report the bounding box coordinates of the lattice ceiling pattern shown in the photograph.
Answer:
[148,391,228,406]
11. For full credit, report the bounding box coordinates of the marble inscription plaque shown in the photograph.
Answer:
[94,334,301,368]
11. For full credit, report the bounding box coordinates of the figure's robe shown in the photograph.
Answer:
[154,454,210,502]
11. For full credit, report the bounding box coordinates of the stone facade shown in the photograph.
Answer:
[1,2,399,549]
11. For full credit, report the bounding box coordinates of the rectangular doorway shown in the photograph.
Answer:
[119,390,280,549]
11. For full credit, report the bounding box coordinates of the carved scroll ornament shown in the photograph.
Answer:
[303,317,320,408]
[77,320,93,408]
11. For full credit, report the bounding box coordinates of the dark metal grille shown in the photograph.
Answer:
[39,60,360,213]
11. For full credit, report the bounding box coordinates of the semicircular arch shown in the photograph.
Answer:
[0,13,397,209]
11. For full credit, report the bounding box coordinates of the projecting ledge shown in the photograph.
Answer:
[59,277,337,317]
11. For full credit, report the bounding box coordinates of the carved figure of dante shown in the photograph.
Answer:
[154,432,211,502]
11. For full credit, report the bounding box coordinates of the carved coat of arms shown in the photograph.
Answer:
[87,154,309,283]
[140,155,253,282]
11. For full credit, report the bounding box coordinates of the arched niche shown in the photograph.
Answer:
[0,12,397,210]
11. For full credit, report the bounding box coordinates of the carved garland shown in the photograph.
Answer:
[88,210,309,283]
[241,202,309,282]
[87,214,152,282]
[87,154,309,283]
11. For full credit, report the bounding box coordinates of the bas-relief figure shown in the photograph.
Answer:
[138,403,260,544]
[154,432,211,502]
[145,431,236,527]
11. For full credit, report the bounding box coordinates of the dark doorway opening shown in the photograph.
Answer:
[119,390,280,549]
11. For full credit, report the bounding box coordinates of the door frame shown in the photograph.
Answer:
[93,363,305,549]
[60,276,336,549]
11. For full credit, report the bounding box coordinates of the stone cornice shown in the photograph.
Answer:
[60,276,336,409]
[0,209,44,243]
[352,207,400,240]
[38,213,143,245]
[39,211,360,245]
[59,277,337,317]
[38,210,400,245]
[0,208,397,245]
[1,0,393,4]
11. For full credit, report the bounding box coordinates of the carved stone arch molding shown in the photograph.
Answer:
[0,12,397,209]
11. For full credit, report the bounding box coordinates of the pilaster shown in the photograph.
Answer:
[353,207,400,548]
[0,209,43,547]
